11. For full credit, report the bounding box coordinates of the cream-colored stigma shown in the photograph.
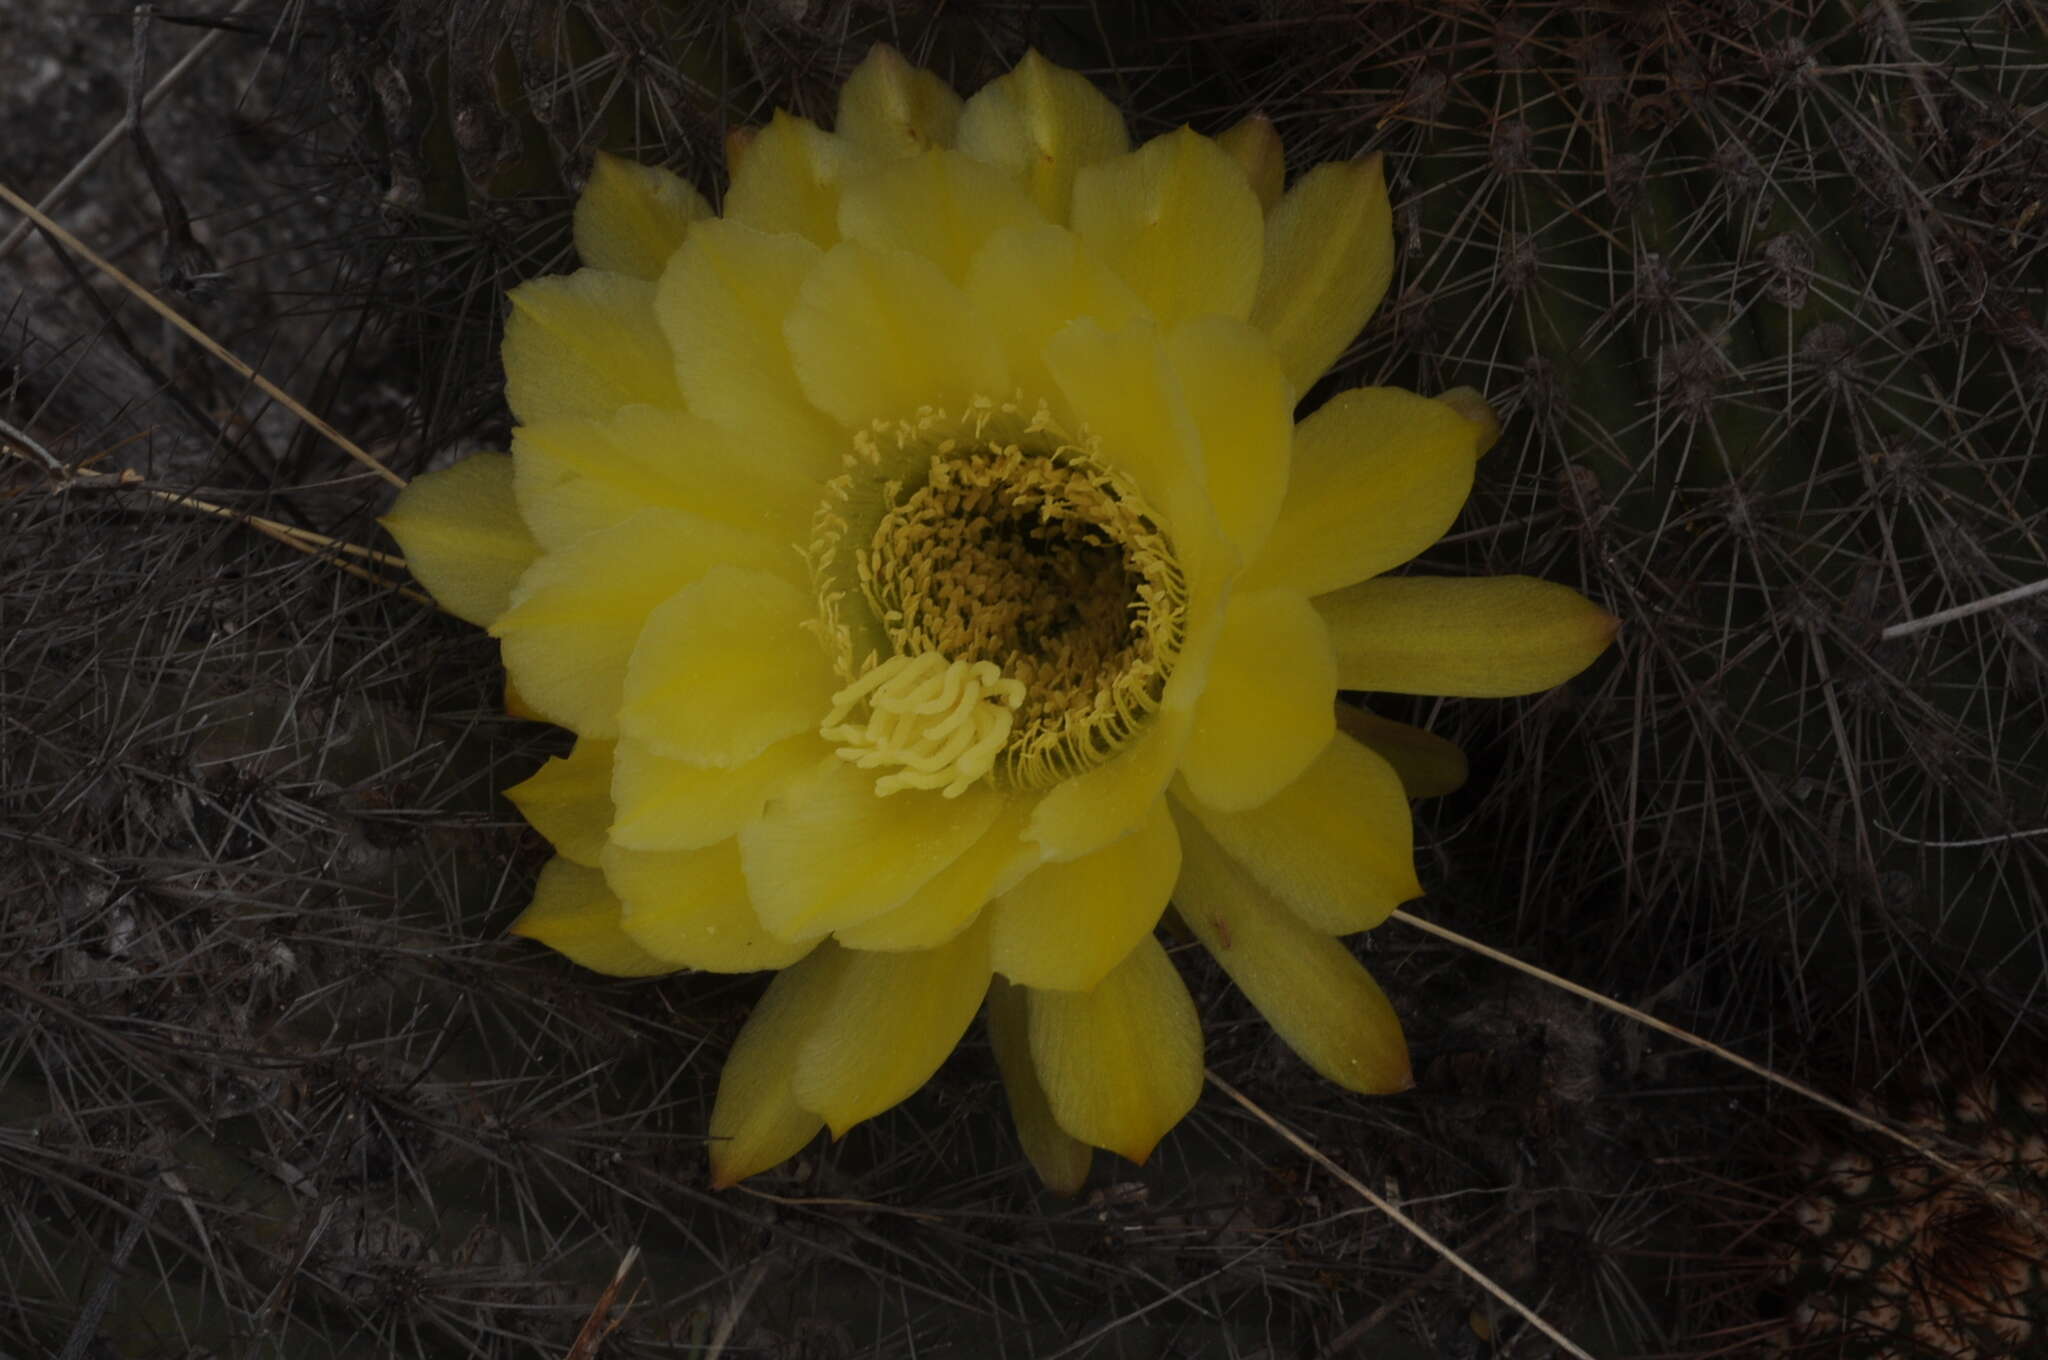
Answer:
[809,398,1187,798]
[820,652,1026,797]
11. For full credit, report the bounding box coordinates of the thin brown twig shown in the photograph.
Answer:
[16,456,428,602]
[1880,575,2048,640]
[735,1186,944,1222]
[1315,1207,1523,1358]
[1206,1070,1597,1360]
[0,177,406,489]
[563,1245,640,1360]
[1388,909,2048,1238]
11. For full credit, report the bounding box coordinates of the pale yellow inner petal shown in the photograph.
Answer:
[1041,317,1206,537]
[504,736,615,867]
[503,270,680,425]
[490,509,795,738]
[609,734,822,854]
[990,797,1179,992]
[837,149,1041,284]
[616,566,837,768]
[1243,386,1486,598]
[1178,588,1337,813]
[654,219,843,480]
[987,977,1093,1194]
[785,241,1010,431]
[954,50,1130,221]
[1025,705,1190,862]
[380,452,537,629]
[605,839,816,972]
[708,945,851,1187]
[790,915,993,1135]
[1165,316,1293,562]
[738,758,1006,939]
[723,111,864,247]
[1070,128,1264,327]
[512,404,817,553]
[1175,732,1419,937]
[834,44,963,160]
[1215,114,1284,212]
[1172,807,1413,1094]
[572,151,708,280]
[963,223,1146,408]
[1026,935,1202,1164]
[1249,155,1394,393]
[835,801,1040,952]
[508,858,677,979]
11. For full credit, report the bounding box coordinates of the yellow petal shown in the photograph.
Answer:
[605,839,817,971]
[986,978,1092,1194]
[785,241,1009,430]
[1248,154,1393,393]
[1176,733,1418,936]
[1244,387,1488,597]
[503,674,544,722]
[654,219,844,480]
[1041,316,1206,535]
[1433,386,1502,453]
[1025,705,1189,861]
[1039,317,1242,658]
[837,149,1042,284]
[708,945,851,1186]
[1179,588,1336,813]
[504,737,615,866]
[610,734,823,853]
[508,857,677,978]
[512,404,817,552]
[1165,316,1292,561]
[1216,114,1284,212]
[791,915,992,1135]
[1335,705,1467,799]
[1070,128,1264,327]
[572,151,709,280]
[739,758,1006,939]
[963,224,1145,406]
[503,269,680,424]
[836,801,1038,952]
[380,452,537,628]
[1026,935,1201,1164]
[1172,808,1412,1093]
[723,111,864,247]
[490,510,794,738]
[616,566,837,768]
[955,49,1130,221]
[835,44,963,159]
[990,798,1178,991]
[1317,575,1620,697]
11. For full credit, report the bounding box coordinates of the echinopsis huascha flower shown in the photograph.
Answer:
[380,45,1619,1191]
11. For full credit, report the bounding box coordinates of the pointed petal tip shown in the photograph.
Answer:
[707,1148,744,1190]
[1434,385,1502,456]
[725,125,759,175]
[1110,1135,1164,1167]
[1341,1031,1414,1095]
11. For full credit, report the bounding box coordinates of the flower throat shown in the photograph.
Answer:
[809,400,1186,796]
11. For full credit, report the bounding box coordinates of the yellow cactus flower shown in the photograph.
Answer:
[380,45,1619,1193]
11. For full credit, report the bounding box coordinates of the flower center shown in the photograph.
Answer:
[809,400,1186,796]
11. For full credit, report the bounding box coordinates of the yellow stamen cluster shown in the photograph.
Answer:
[820,653,1026,797]
[809,400,1186,796]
